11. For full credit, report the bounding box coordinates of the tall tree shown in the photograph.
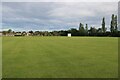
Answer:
[79,23,85,35]
[79,23,83,31]
[85,24,88,35]
[110,14,118,34]
[110,14,115,33]
[85,24,88,32]
[114,15,117,31]
[102,17,106,33]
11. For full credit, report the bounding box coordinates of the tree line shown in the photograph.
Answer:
[67,14,119,37]
[2,14,120,37]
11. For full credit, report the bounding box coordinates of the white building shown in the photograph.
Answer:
[68,33,71,37]
[27,32,31,36]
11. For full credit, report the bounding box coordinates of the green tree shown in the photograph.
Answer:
[52,31,60,36]
[97,28,102,33]
[85,24,88,32]
[68,28,79,36]
[110,14,115,33]
[89,27,97,36]
[79,23,85,35]
[2,31,7,35]
[102,17,106,33]
[85,24,88,35]
[110,14,118,35]
[8,29,12,33]
[114,15,117,31]
[22,31,27,36]
[79,23,83,30]
[34,31,40,36]
[29,30,34,36]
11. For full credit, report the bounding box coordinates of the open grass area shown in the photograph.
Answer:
[0,37,2,79]
[2,37,118,78]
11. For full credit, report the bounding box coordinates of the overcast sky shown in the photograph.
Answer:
[118,1,120,30]
[2,2,118,31]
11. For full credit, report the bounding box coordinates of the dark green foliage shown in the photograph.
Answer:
[79,23,86,36]
[34,31,40,36]
[89,27,97,36]
[29,30,34,36]
[52,31,60,36]
[22,31,27,36]
[114,15,117,31]
[110,14,118,34]
[111,14,115,33]
[68,28,79,36]
[59,30,68,36]
[7,29,12,33]
[97,28,102,33]
[85,24,88,36]
[102,17,106,33]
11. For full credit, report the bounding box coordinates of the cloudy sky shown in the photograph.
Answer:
[2,2,118,31]
[118,1,120,30]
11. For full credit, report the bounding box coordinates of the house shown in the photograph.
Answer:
[0,32,2,36]
[14,32,22,36]
[27,32,32,36]
[6,33,14,36]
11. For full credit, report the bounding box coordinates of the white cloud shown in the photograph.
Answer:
[49,6,96,18]
[2,2,118,31]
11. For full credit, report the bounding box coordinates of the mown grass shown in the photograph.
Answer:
[2,37,118,78]
[0,37,2,79]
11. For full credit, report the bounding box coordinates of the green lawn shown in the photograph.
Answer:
[0,37,2,79]
[2,37,118,78]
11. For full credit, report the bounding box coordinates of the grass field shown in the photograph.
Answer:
[0,37,2,79]
[2,37,118,78]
